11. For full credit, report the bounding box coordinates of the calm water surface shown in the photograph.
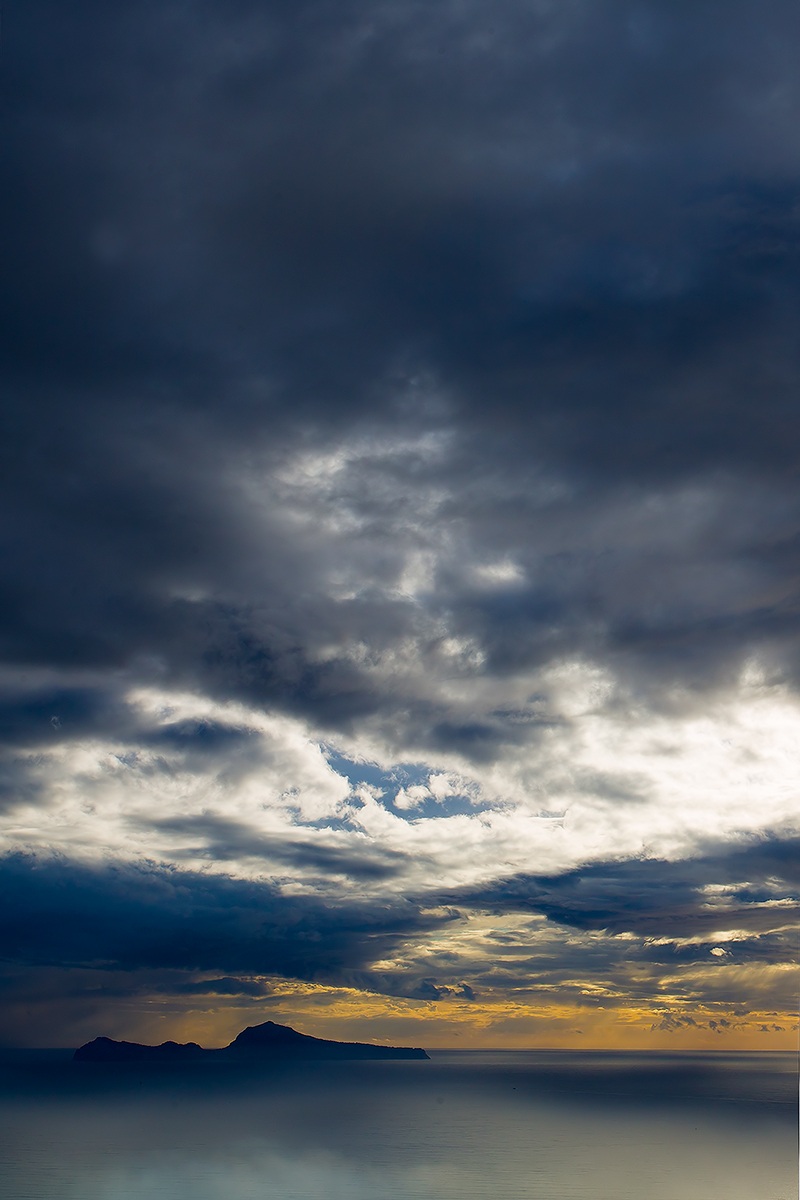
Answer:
[0,1050,795,1200]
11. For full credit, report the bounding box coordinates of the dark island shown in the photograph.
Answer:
[74,1019,429,1063]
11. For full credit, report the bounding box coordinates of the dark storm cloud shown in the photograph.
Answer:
[144,718,259,755]
[0,853,439,980]
[164,976,272,998]
[3,0,800,742]
[330,968,477,1004]
[449,835,800,940]
[0,686,134,748]
[12,830,794,1013]
[0,965,276,1006]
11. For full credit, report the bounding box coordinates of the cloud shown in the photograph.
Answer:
[450,836,800,939]
[4,3,800,725]
[385,978,476,1003]
[651,1013,700,1033]
[0,852,441,980]
[141,813,406,880]
[2,0,799,1041]
[165,977,273,998]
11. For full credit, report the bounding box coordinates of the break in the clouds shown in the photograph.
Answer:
[1,0,799,1047]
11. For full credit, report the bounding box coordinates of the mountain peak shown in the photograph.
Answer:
[73,1021,429,1063]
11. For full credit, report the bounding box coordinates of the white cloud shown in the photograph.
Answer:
[1,661,798,902]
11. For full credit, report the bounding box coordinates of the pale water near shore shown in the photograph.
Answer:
[0,1050,795,1200]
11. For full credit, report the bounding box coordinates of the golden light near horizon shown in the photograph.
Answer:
[42,969,795,1055]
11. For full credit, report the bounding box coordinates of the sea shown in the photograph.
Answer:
[0,1049,796,1200]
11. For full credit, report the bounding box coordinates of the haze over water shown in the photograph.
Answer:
[0,1051,795,1200]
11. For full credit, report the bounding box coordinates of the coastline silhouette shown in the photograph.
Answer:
[73,1020,430,1063]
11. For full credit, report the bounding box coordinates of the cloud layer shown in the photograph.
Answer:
[2,0,799,1045]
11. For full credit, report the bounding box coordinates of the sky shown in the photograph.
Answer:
[2,0,799,1050]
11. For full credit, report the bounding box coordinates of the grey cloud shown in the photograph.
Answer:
[448,836,800,938]
[651,1013,700,1032]
[321,964,476,1004]
[165,976,273,998]
[0,686,138,749]
[141,813,407,880]
[0,853,441,980]
[652,1014,738,1035]
[707,1019,730,1034]
[408,979,474,1002]
[3,1,799,732]
[391,978,476,1003]
[144,719,260,755]
[465,934,795,1013]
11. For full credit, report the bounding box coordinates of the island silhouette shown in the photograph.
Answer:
[74,1019,429,1062]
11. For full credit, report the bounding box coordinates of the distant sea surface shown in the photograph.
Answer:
[0,1049,796,1200]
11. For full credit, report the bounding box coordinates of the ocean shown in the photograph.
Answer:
[0,1050,795,1200]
